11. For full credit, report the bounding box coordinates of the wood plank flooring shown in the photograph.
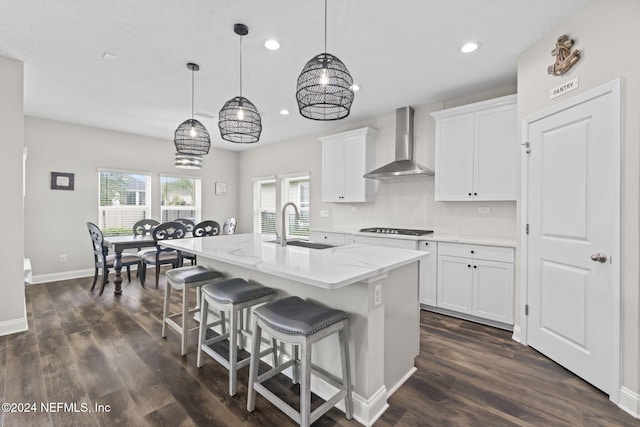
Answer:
[1,274,638,427]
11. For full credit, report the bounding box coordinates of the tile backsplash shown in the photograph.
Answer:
[320,178,517,239]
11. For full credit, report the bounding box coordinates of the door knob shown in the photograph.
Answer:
[591,253,607,263]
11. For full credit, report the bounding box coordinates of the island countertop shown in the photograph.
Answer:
[161,233,428,290]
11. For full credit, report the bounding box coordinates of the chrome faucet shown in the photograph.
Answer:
[280,202,300,246]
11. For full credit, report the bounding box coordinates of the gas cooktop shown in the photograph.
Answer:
[359,227,434,236]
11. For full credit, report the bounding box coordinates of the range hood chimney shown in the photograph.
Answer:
[363,106,434,179]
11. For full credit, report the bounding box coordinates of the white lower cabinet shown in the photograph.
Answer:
[419,241,437,306]
[436,242,514,327]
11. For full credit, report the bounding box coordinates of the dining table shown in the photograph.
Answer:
[102,234,156,295]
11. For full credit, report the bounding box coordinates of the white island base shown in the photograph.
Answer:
[162,234,424,426]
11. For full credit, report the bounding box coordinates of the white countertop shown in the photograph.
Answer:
[161,233,428,290]
[311,228,516,248]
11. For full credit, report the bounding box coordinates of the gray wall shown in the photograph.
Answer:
[0,56,27,334]
[24,116,239,282]
[517,0,640,406]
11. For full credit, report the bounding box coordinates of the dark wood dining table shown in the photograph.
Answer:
[103,234,156,296]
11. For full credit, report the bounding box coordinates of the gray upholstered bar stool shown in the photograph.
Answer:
[162,265,223,356]
[197,278,276,396]
[247,296,353,427]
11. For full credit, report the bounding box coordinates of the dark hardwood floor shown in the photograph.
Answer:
[1,273,638,427]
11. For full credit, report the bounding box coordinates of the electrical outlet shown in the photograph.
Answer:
[59,254,67,263]
[374,284,382,306]
[351,206,359,212]
[320,210,330,218]
[478,206,490,214]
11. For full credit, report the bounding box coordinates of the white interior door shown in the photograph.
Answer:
[525,81,620,395]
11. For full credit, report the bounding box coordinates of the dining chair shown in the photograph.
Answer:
[140,221,187,289]
[87,222,142,295]
[193,220,221,237]
[132,218,160,256]
[182,220,221,265]
[223,218,237,234]
[174,218,195,233]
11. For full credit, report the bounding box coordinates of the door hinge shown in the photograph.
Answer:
[526,224,530,235]
[525,304,529,316]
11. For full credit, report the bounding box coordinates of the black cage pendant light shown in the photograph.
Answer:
[296,0,354,121]
[218,24,262,143]
[174,62,210,169]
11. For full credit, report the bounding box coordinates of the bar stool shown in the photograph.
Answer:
[247,296,353,427]
[162,265,223,355]
[197,278,276,396]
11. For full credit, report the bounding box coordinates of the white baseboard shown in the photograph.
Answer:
[512,325,522,343]
[618,386,640,419]
[31,265,142,285]
[387,366,417,397]
[0,315,28,337]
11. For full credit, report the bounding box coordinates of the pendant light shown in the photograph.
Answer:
[174,62,210,169]
[218,24,262,143]
[296,0,354,121]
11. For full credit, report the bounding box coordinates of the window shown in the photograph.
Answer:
[161,175,201,223]
[253,173,310,238]
[99,170,151,236]
[283,175,310,238]
[253,177,276,234]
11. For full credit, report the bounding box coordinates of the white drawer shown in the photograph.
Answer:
[437,242,514,263]
[348,235,418,250]
[309,231,346,246]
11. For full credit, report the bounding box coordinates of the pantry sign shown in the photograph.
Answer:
[549,78,579,99]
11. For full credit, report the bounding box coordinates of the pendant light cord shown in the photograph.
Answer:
[191,66,195,121]
[324,0,327,53]
[239,34,243,97]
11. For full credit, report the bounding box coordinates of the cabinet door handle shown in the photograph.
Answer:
[473,265,477,269]
[470,250,474,254]
[467,264,471,268]
[468,192,472,196]
[474,192,477,196]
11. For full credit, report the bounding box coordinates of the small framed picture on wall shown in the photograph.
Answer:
[51,172,75,190]
[215,182,227,195]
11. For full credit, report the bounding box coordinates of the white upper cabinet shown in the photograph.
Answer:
[320,127,377,203]
[432,95,517,201]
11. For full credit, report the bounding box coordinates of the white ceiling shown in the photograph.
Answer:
[0,0,591,151]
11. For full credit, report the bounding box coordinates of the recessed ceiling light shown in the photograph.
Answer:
[280,109,290,115]
[350,84,360,92]
[460,42,479,53]
[102,51,116,60]
[265,39,280,50]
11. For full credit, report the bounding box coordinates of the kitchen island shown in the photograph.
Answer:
[162,233,428,426]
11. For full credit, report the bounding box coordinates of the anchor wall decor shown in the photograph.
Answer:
[547,34,580,75]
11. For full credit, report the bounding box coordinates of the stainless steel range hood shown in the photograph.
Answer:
[363,106,434,179]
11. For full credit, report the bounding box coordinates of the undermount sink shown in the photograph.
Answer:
[267,239,335,249]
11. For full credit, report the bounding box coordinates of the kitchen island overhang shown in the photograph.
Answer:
[162,233,428,426]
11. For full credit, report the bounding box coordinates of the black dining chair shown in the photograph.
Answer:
[140,221,187,289]
[87,222,142,295]
[133,218,160,256]
[193,220,221,237]
[182,220,222,265]
[174,218,195,234]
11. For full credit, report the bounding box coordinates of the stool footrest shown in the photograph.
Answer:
[310,364,344,390]
[165,318,199,335]
[253,383,301,423]
[310,390,348,424]
[256,359,294,384]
